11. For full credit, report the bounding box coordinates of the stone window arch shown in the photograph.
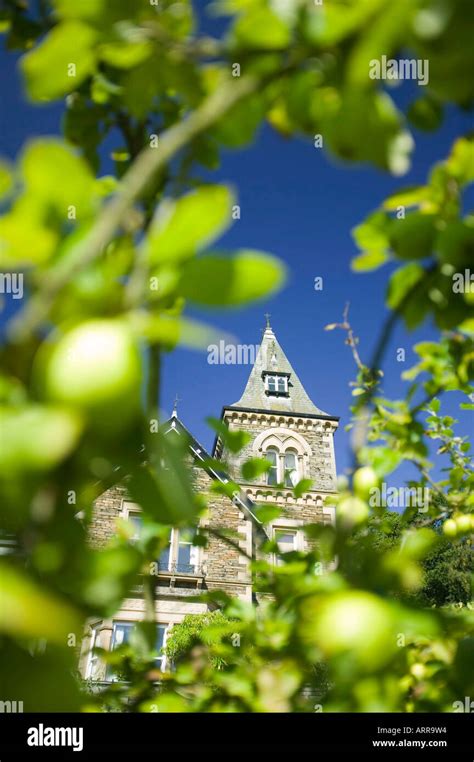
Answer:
[253,428,311,486]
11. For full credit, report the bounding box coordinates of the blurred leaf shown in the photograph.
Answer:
[408,96,443,132]
[207,417,251,454]
[241,457,271,480]
[386,263,425,309]
[293,478,313,498]
[147,185,234,265]
[21,22,97,101]
[388,213,437,260]
[0,160,13,199]
[232,8,290,50]
[22,138,97,220]
[351,249,389,272]
[179,250,286,306]
[0,563,81,643]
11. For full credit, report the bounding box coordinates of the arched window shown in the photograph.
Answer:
[284,449,298,487]
[266,448,279,485]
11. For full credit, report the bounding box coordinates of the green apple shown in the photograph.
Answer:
[299,591,396,670]
[43,320,142,432]
[442,519,458,538]
[353,466,379,500]
[337,496,369,530]
[455,514,472,535]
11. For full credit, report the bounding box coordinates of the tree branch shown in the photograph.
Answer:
[9,74,261,341]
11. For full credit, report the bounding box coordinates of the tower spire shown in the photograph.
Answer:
[172,393,181,418]
[230,320,330,416]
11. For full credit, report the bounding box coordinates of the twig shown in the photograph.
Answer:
[8,74,261,341]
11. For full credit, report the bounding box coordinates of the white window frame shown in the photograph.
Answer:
[109,620,171,677]
[264,447,301,487]
[121,503,200,574]
[85,623,101,680]
[270,520,305,565]
[264,373,289,395]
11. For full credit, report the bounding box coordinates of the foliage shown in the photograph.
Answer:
[0,0,473,713]
[351,512,473,607]
[165,611,234,669]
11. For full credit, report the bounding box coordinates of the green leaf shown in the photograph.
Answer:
[0,160,13,199]
[99,41,152,69]
[253,505,281,524]
[347,0,411,87]
[241,457,271,480]
[207,417,251,454]
[435,221,474,269]
[352,211,390,251]
[351,249,389,272]
[0,563,81,643]
[179,250,286,307]
[383,186,429,211]
[22,138,97,220]
[147,185,234,265]
[407,96,443,132]
[130,314,224,351]
[320,89,412,175]
[388,213,437,260]
[232,8,291,50]
[386,263,425,309]
[293,478,313,498]
[21,22,97,101]
[446,137,474,185]
[360,446,403,477]
[213,93,264,148]
[0,199,59,265]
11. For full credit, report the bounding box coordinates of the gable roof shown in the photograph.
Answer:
[163,415,268,542]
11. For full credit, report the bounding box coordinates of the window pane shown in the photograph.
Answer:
[277,377,286,392]
[159,545,171,570]
[275,530,296,550]
[112,622,133,648]
[154,624,167,669]
[128,513,142,542]
[177,541,193,573]
[266,449,278,485]
[108,622,134,680]
[284,451,298,487]
[267,376,277,391]
[158,529,172,570]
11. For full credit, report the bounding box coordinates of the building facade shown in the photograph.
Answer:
[78,323,339,680]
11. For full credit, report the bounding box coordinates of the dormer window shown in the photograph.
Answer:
[263,372,289,396]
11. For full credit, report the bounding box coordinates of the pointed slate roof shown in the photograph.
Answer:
[230,323,330,416]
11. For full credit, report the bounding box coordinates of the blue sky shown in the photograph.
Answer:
[0,10,472,485]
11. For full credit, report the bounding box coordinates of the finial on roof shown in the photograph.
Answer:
[264,312,272,330]
[172,393,181,418]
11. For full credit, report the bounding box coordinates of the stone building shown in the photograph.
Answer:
[79,322,339,681]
